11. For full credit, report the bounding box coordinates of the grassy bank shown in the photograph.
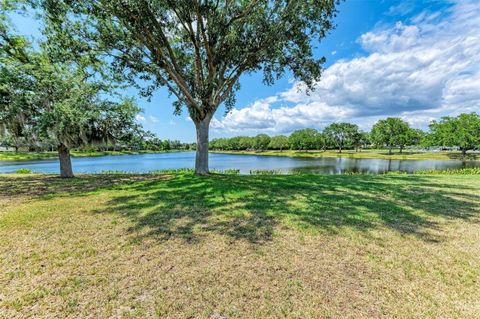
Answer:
[1,172,479,318]
[213,149,480,161]
[0,150,179,161]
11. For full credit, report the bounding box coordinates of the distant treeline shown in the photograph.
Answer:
[0,129,195,153]
[210,113,480,156]
[3,113,478,157]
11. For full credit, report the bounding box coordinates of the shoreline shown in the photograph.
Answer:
[0,149,186,161]
[211,150,480,161]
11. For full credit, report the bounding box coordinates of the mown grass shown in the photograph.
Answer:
[1,173,479,318]
[213,149,480,161]
[0,150,177,161]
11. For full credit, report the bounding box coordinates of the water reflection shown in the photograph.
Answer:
[0,151,477,175]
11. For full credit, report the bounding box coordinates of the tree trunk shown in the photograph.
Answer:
[194,116,211,175]
[461,148,467,159]
[58,143,74,178]
[389,146,392,155]
[400,146,403,154]
[339,146,342,153]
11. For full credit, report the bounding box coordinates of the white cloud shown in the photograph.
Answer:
[135,114,146,122]
[387,1,416,17]
[359,22,420,53]
[148,115,160,123]
[211,98,354,133]
[136,114,161,124]
[212,0,480,134]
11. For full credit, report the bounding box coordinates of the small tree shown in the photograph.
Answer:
[323,123,359,153]
[289,128,321,151]
[351,131,369,152]
[269,135,289,152]
[398,128,424,153]
[254,134,271,151]
[427,113,480,158]
[43,0,340,174]
[371,118,410,154]
[209,138,227,150]
[238,136,255,150]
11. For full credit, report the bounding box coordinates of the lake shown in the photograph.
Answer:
[1,151,479,174]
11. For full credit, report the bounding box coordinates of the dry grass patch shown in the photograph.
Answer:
[0,173,479,318]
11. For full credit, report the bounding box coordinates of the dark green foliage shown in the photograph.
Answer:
[254,134,271,150]
[415,167,480,175]
[268,135,289,151]
[41,0,340,116]
[426,113,480,157]
[289,128,324,150]
[352,131,371,152]
[371,118,417,154]
[323,123,360,152]
[0,7,142,176]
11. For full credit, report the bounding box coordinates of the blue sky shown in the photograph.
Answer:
[10,0,479,142]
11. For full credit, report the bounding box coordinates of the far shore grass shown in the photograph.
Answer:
[0,149,179,161]
[213,149,480,161]
[2,149,479,162]
[1,172,479,318]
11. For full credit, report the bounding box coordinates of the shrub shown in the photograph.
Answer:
[415,167,480,175]
[15,168,33,174]
[249,169,283,175]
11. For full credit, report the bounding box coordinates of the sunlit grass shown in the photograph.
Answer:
[1,173,479,318]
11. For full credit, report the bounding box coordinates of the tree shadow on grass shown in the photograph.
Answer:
[93,174,480,244]
[0,174,170,198]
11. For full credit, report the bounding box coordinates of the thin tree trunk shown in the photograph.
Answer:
[400,146,403,154]
[58,143,74,178]
[194,116,211,175]
[461,148,467,159]
[389,146,392,155]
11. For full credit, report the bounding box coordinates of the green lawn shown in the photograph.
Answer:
[213,149,480,161]
[0,150,176,161]
[1,173,479,318]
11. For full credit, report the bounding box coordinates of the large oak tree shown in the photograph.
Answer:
[42,0,340,174]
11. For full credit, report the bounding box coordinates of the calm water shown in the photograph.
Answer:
[1,151,479,174]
